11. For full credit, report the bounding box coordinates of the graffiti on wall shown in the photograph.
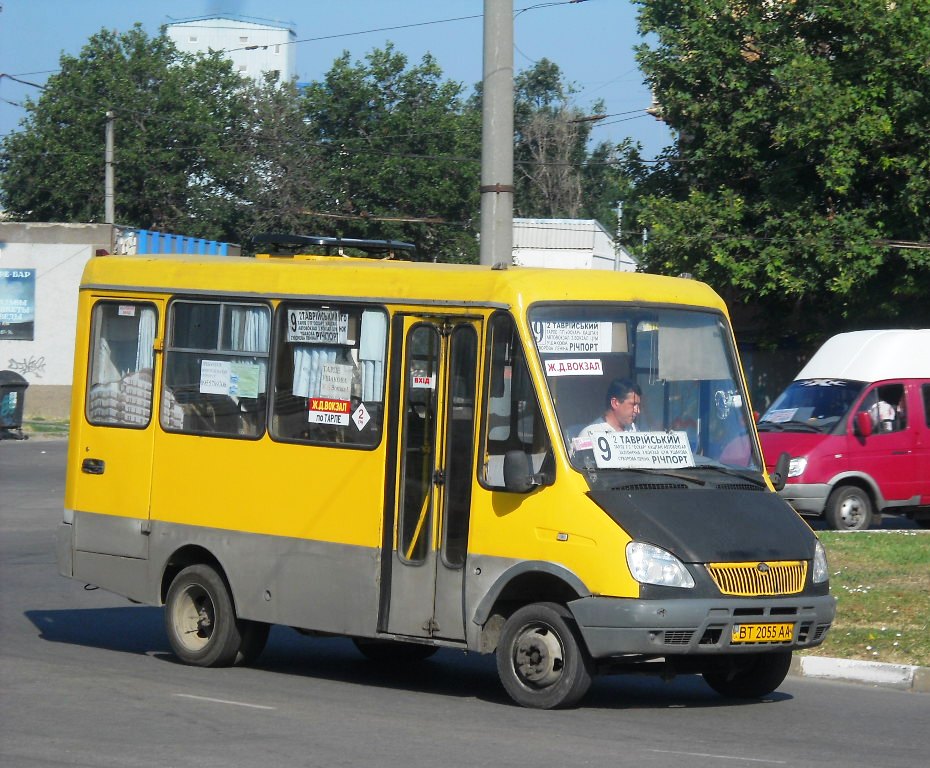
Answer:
[7,356,46,378]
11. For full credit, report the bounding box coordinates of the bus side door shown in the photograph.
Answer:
[70,298,163,559]
[384,315,480,641]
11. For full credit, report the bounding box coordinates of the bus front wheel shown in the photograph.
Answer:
[165,564,252,667]
[496,602,593,709]
[703,651,792,698]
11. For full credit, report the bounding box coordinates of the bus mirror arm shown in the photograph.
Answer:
[770,452,790,492]
[503,450,543,493]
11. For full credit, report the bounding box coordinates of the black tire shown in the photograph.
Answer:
[825,485,873,530]
[165,564,245,667]
[352,638,438,663]
[703,651,792,698]
[496,602,594,709]
[237,620,271,665]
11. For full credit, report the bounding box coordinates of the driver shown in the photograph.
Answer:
[578,378,642,438]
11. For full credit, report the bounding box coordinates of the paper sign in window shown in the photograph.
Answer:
[589,430,695,469]
[286,308,349,345]
[533,321,613,353]
[200,359,231,394]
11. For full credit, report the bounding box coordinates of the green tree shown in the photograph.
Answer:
[634,0,930,338]
[0,25,251,240]
[234,76,327,244]
[301,44,481,262]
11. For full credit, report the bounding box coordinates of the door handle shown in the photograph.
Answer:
[81,458,105,475]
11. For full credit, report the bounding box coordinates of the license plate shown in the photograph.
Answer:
[731,622,794,644]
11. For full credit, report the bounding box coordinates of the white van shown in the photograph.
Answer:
[758,330,930,529]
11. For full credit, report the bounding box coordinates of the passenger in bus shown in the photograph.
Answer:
[578,378,642,438]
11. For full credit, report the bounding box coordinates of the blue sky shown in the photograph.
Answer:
[0,0,671,158]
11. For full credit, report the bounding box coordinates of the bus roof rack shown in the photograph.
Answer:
[250,233,416,259]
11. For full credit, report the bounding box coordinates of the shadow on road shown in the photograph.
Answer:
[25,606,790,710]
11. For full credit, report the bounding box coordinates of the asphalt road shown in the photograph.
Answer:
[2,439,928,768]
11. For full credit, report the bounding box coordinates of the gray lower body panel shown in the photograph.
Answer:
[568,594,836,658]
[60,511,383,639]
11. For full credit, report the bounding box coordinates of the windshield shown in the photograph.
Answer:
[758,379,865,433]
[529,305,761,475]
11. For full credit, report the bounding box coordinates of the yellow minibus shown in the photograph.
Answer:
[57,235,835,708]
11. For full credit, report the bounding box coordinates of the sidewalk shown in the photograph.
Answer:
[791,655,930,693]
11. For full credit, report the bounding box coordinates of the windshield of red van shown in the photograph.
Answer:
[758,379,865,433]
[529,305,761,474]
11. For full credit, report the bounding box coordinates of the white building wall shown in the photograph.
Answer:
[512,218,637,272]
[0,223,113,417]
[166,17,297,85]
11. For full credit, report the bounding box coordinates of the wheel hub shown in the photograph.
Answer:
[513,626,564,687]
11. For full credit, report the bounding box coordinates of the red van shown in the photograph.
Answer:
[758,330,930,530]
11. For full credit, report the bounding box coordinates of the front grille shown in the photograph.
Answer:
[706,560,807,596]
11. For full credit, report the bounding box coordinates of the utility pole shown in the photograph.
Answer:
[104,110,115,226]
[614,200,623,270]
[479,0,514,267]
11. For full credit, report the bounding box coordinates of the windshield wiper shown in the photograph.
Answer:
[757,421,784,432]
[691,463,767,487]
[758,419,820,433]
[598,466,707,487]
[778,420,821,433]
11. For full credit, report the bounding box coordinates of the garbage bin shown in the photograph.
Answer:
[0,370,29,440]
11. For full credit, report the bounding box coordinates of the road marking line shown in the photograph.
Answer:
[646,750,787,764]
[172,693,276,710]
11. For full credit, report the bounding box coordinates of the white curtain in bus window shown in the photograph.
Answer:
[359,309,386,402]
[292,346,338,398]
[87,302,156,427]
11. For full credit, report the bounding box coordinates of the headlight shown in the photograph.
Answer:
[812,540,829,584]
[626,542,695,588]
[788,456,807,477]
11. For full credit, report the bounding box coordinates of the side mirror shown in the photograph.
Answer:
[855,411,873,438]
[503,450,541,493]
[770,451,791,492]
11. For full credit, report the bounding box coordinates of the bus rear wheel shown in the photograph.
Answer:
[165,564,251,667]
[496,602,593,709]
[703,651,792,698]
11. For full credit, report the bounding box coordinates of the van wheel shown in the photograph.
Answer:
[165,564,245,667]
[703,651,792,698]
[825,486,873,530]
[496,602,593,709]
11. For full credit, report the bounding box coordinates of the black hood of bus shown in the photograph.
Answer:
[587,488,816,563]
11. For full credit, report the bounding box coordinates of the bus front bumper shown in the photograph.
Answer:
[567,594,836,659]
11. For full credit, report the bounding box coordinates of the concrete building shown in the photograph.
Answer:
[0,223,236,420]
[512,218,637,271]
[165,15,297,86]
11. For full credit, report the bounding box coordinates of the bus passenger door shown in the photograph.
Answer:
[385,316,480,641]
[70,298,163,559]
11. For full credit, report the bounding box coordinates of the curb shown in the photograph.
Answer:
[791,655,930,693]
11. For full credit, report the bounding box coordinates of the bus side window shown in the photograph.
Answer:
[86,302,158,428]
[271,304,386,448]
[483,313,552,488]
[162,301,270,438]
